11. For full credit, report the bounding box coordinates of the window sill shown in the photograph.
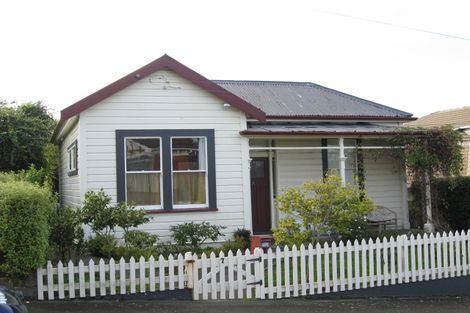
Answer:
[145,208,218,214]
[67,170,78,177]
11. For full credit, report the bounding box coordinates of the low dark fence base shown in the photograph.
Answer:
[307,276,470,299]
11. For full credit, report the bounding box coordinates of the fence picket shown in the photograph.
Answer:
[416,234,423,281]
[292,245,299,297]
[79,260,85,298]
[68,260,75,299]
[267,248,274,299]
[236,250,243,299]
[430,234,436,280]
[354,240,360,289]
[449,232,455,278]
[316,243,323,294]
[390,236,396,285]
[300,244,307,296]
[119,257,126,294]
[423,234,430,281]
[149,256,156,292]
[361,239,367,288]
[443,232,449,278]
[307,244,314,295]
[461,231,467,275]
[47,261,54,300]
[436,233,443,279]
[245,249,254,299]
[210,252,217,300]
[57,261,64,299]
[158,255,165,291]
[368,238,374,287]
[192,254,200,300]
[339,241,346,291]
[284,246,291,298]
[168,254,175,291]
[324,242,330,293]
[254,248,264,299]
[456,232,462,277]
[129,257,136,294]
[37,268,44,300]
[331,242,338,292]
[383,237,389,286]
[89,259,96,297]
[403,235,410,283]
[140,256,147,293]
[219,251,226,299]
[109,258,116,295]
[99,259,106,296]
[346,241,353,290]
[178,254,185,289]
[227,250,235,299]
[410,235,417,282]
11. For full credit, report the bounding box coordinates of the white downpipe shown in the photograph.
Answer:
[339,137,347,187]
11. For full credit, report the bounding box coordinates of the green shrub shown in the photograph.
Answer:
[86,234,118,258]
[410,176,470,230]
[0,180,54,277]
[170,222,226,253]
[233,228,251,249]
[273,175,375,246]
[221,236,249,254]
[154,242,190,258]
[49,207,85,262]
[124,230,158,249]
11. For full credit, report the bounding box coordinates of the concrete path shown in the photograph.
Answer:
[27,297,470,313]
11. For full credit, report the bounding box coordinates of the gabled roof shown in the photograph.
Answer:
[59,54,266,123]
[407,106,470,129]
[214,80,414,121]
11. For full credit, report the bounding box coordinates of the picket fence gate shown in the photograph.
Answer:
[38,230,470,301]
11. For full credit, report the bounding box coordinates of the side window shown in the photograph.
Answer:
[67,141,78,176]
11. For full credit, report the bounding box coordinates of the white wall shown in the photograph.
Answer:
[59,120,81,207]
[275,139,323,189]
[80,69,249,241]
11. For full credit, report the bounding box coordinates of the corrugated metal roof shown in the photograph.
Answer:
[242,122,399,135]
[214,80,412,118]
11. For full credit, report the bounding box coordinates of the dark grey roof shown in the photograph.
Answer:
[242,122,399,135]
[214,80,412,118]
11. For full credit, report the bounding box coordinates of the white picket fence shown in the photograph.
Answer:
[38,230,470,301]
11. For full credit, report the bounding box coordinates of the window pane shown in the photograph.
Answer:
[126,138,160,171]
[127,173,161,205]
[173,172,206,205]
[172,138,206,170]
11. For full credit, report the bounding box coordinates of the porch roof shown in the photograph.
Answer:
[240,122,401,136]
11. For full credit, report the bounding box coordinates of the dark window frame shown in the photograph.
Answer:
[116,129,217,211]
[67,140,78,176]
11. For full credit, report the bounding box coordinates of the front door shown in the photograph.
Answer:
[250,158,271,234]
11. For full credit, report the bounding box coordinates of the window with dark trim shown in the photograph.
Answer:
[116,129,217,211]
[67,140,78,176]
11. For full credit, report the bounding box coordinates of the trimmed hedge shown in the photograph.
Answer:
[0,180,53,277]
[410,176,470,230]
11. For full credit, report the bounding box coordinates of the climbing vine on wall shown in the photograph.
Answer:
[388,125,463,229]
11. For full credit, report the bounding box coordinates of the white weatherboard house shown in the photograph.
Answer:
[53,55,415,241]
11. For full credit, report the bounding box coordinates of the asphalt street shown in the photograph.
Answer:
[27,297,470,313]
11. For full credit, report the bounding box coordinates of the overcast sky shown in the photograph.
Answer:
[1,0,469,118]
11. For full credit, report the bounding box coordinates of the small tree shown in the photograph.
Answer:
[389,126,463,231]
[273,175,375,246]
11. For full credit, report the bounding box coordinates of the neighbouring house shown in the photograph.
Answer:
[407,106,470,176]
[53,54,415,241]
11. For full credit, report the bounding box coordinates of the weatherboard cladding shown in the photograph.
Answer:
[214,80,412,118]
